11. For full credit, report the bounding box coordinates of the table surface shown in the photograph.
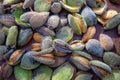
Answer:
[0,0,120,80]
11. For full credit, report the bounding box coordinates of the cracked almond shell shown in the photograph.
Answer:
[70,40,85,51]
[32,54,55,65]
[70,51,92,71]
[92,0,108,15]
[7,50,25,65]
[68,13,87,35]
[90,60,112,78]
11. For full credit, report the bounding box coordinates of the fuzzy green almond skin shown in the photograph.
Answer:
[70,56,90,71]
[20,51,40,70]
[2,26,9,36]
[68,14,82,35]
[14,65,32,80]
[52,62,75,80]
[55,26,73,42]
[33,65,53,80]
[103,52,120,69]
[18,29,33,47]
[102,70,120,80]
[104,13,120,30]
[75,72,93,80]
[90,60,112,73]
[34,0,51,12]
[6,26,18,48]
[64,0,85,7]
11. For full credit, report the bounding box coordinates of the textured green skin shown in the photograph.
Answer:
[103,52,120,69]
[64,0,85,7]
[6,26,18,48]
[33,65,53,80]
[20,51,40,70]
[52,62,75,80]
[68,14,87,35]
[104,13,120,30]
[18,29,33,47]
[70,56,90,71]
[75,72,93,80]
[90,60,112,73]
[55,26,73,42]
[81,6,97,26]
[14,65,32,80]
[68,14,82,35]
[102,70,120,80]
[34,0,51,12]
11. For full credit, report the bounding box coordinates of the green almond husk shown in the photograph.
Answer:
[103,52,120,69]
[55,26,73,42]
[6,26,18,48]
[102,70,120,80]
[75,71,93,80]
[52,62,75,80]
[104,13,120,30]
[33,65,53,80]
[14,65,32,80]
[68,13,87,35]
[17,29,33,47]
[34,0,51,12]
[81,6,97,26]
[2,26,9,36]
[20,51,40,70]
[68,14,82,35]
[90,60,112,73]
